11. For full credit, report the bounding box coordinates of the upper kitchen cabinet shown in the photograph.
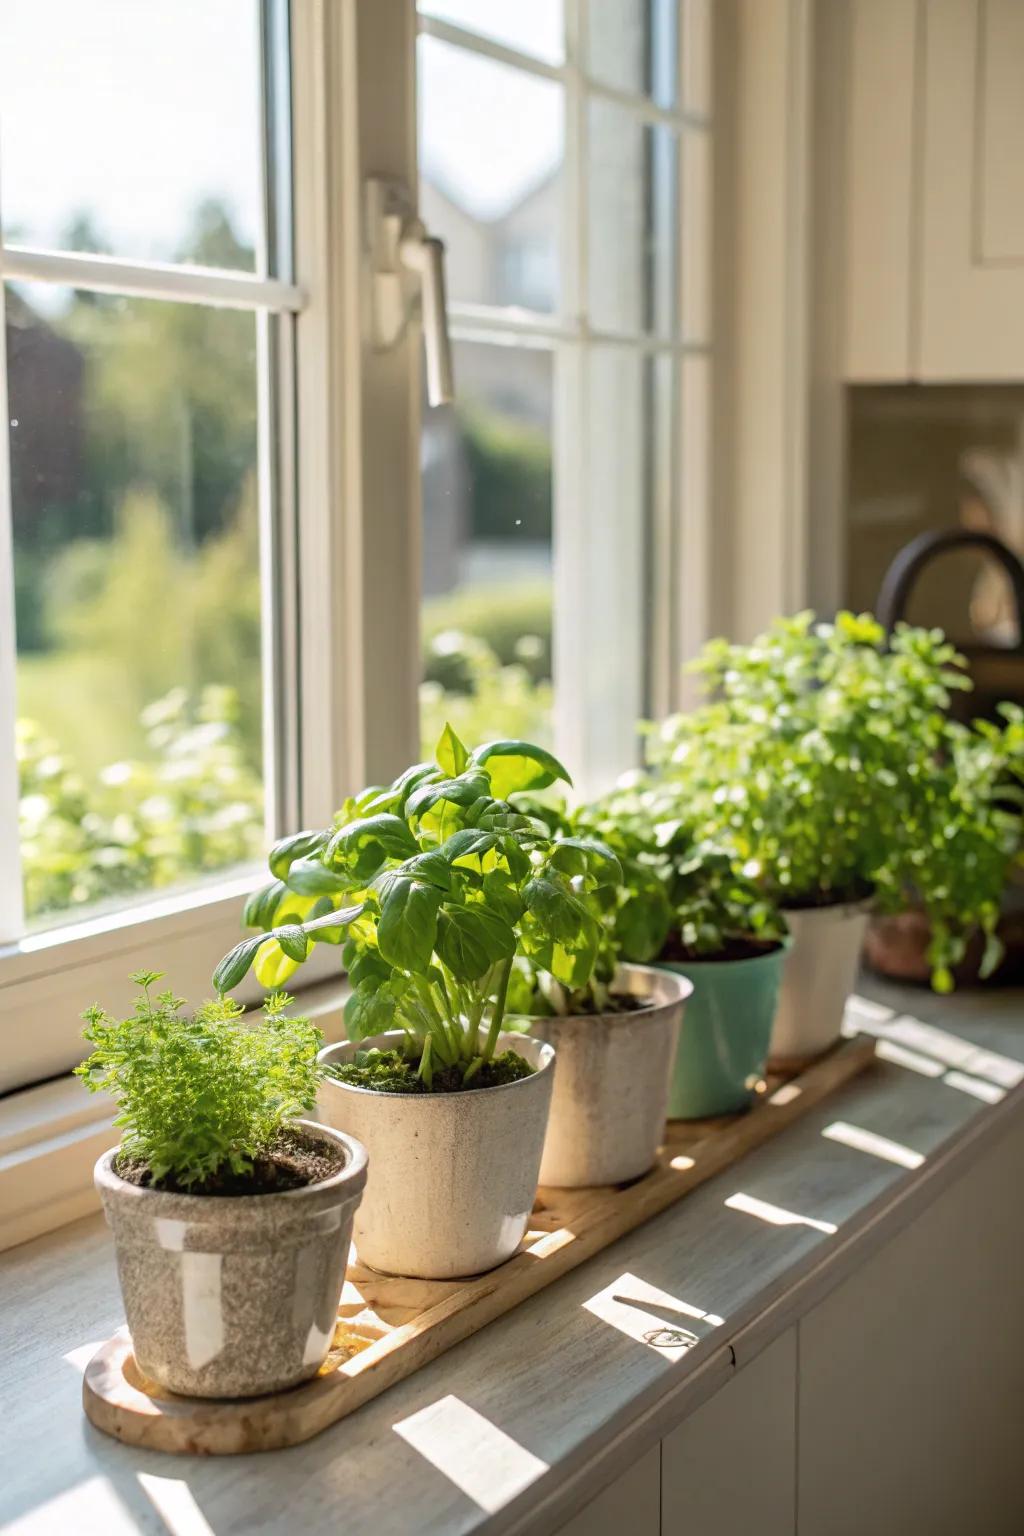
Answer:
[843,0,1024,381]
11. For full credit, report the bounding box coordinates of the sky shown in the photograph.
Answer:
[0,0,568,262]
[0,0,263,264]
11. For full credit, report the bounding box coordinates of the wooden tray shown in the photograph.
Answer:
[83,1035,876,1455]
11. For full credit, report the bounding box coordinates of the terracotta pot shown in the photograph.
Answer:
[317,1032,554,1279]
[864,905,1024,987]
[95,1119,367,1399]
[528,964,691,1187]
[769,900,872,1065]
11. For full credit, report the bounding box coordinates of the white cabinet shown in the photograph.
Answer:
[661,1331,797,1535]
[797,1112,1024,1535]
[844,0,1024,380]
[555,1446,661,1536]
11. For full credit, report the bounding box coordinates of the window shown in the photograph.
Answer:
[0,1,710,1099]
[416,1,712,792]
[0,0,310,1090]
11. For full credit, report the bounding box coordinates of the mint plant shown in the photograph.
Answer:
[75,973,323,1189]
[647,612,1024,989]
[215,728,620,1087]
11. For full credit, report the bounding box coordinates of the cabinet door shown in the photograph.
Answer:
[555,1446,661,1536]
[797,1113,1024,1535]
[661,1330,797,1535]
[919,0,1024,378]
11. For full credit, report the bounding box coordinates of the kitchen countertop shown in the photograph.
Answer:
[3,978,1023,1536]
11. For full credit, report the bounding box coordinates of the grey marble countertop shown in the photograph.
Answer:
[3,979,1022,1536]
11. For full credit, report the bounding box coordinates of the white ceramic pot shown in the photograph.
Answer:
[94,1120,367,1399]
[529,964,691,1188]
[317,1031,555,1279]
[769,900,872,1065]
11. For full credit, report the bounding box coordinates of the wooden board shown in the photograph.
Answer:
[82,1036,876,1455]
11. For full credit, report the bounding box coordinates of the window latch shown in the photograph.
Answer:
[365,177,454,407]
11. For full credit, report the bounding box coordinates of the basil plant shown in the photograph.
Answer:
[215,727,621,1086]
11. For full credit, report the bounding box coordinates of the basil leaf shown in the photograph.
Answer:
[285,857,352,896]
[212,933,266,994]
[345,980,398,1042]
[435,904,516,981]
[268,829,329,879]
[327,814,418,867]
[405,770,491,819]
[523,873,593,945]
[471,740,572,798]
[435,722,469,777]
[439,827,498,862]
[242,878,288,931]
[275,924,309,963]
[377,877,442,972]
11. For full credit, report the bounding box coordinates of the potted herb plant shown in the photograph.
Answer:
[77,974,366,1399]
[649,613,995,1062]
[573,784,789,1118]
[498,795,691,1185]
[216,728,620,1276]
[863,703,1024,986]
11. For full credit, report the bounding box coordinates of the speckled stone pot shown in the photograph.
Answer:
[770,901,872,1065]
[529,964,691,1188]
[317,1032,554,1279]
[94,1119,367,1400]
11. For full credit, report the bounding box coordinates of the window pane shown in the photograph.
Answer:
[588,0,678,109]
[0,0,262,270]
[7,284,264,924]
[418,36,563,312]
[420,342,553,757]
[419,0,564,64]
[588,100,678,335]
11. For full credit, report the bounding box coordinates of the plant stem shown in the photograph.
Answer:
[482,956,514,1063]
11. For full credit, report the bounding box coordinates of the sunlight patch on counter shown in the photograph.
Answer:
[138,1475,216,1536]
[943,1070,1006,1104]
[582,1270,724,1361]
[822,1120,924,1170]
[725,1191,838,1235]
[393,1395,548,1514]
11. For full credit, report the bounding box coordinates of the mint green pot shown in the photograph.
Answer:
[657,940,790,1119]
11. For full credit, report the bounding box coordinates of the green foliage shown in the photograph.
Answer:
[19,686,263,920]
[423,587,552,689]
[505,786,786,1017]
[460,404,552,544]
[75,976,322,1189]
[573,782,785,964]
[218,726,621,1087]
[647,611,1024,988]
[420,634,553,760]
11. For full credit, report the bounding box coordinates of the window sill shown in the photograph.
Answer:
[0,975,351,1254]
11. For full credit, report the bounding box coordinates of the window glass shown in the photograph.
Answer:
[418,1,564,65]
[0,0,263,270]
[588,0,678,108]
[420,342,553,756]
[418,35,564,312]
[588,99,678,335]
[7,283,264,924]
